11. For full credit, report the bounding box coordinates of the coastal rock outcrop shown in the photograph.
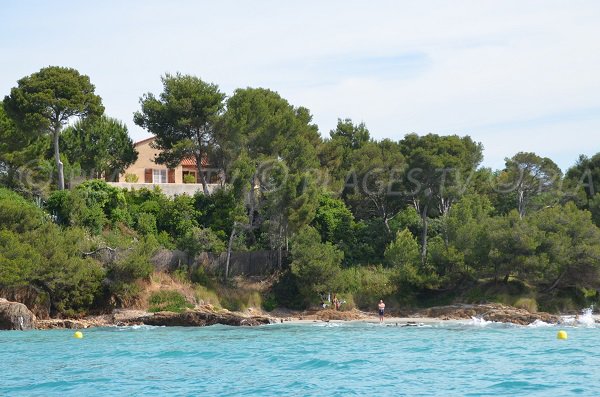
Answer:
[416,303,561,325]
[131,309,273,327]
[0,287,51,319]
[35,315,115,330]
[0,298,36,330]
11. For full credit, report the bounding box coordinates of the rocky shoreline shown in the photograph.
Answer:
[34,307,274,330]
[410,303,563,326]
[1,298,597,330]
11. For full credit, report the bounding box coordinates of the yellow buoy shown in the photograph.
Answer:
[557,330,568,340]
[73,331,83,339]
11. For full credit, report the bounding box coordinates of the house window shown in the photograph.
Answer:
[153,169,167,183]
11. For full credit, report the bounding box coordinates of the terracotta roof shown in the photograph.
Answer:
[181,157,196,166]
[134,136,210,167]
[134,136,155,147]
[181,156,209,167]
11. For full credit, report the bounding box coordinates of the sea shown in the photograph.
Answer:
[1,310,599,396]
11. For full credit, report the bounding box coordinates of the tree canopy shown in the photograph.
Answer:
[3,68,600,314]
[134,73,226,194]
[62,115,138,181]
[3,66,104,190]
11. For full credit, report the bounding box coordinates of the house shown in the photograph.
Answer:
[109,136,221,196]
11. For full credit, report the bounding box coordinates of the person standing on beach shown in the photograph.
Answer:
[333,294,340,311]
[378,300,385,323]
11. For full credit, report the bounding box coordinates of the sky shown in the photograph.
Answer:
[1,0,599,171]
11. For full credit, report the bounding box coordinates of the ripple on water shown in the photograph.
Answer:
[2,325,600,396]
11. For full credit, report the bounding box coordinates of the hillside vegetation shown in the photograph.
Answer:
[2,67,600,316]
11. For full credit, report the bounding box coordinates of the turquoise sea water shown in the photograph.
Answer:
[1,320,599,396]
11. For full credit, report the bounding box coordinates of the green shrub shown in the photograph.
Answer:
[0,188,45,232]
[148,290,193,313]
[384,228,419,268]
[262,293,277,312]
[219,289,262,312]
[124,173,139,182]
[514,297,538,313]
[136,212,157,236]
[194,285,221,307]
[290,226,343,305]
[46,189,72,225]
[191,265,211,285]
[340,294,356,311]
[183,174,196,183]
[340,266,395,309]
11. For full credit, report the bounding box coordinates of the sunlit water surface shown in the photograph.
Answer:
[1,316,599,396]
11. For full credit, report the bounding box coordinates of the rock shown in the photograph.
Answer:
[415,303,561,325]
[0,286,51,319]
[36,319,89,330]
[315,309,364,321]
[35,314,116,330]
[0,299,36,330]
[129,309,273,327]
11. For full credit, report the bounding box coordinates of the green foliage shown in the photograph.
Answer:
[134,73,225,192]
[514,297,538,313]
[312,193,355,244]
[0,188,45,233]
[384,229,420,268]
[0,229,40,286]
[194,188,246,238]
[261,293,278,312]
[344,139,405,228]
[218,289,262,312]
[3,66,104,190]
[344,218,391,265]
[290,226,343,304]
[135,212,158,236]
[339,266,396,308]
[7,68,600,315]
[106,237,157,306]
[183,174,196,183]
[110,238,156,281]
[148,290,193,313]
[0,103,48,189]
[26,223,106,316]
[177,227,226,257]
[61,115,138,180]
[124,173,139,183]
[155,194,199,239]
[47,180,130,232]
[499,152,562,217]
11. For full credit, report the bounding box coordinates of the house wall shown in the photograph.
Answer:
[107,182,221,197]
[120,138,184,183]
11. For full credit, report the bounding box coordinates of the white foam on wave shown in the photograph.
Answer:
[312,322,342,328]
[577,307,596,327]
[468,316,495,327]
[114,324,165,331]
[559,306,598,327]
[527,319,553,328]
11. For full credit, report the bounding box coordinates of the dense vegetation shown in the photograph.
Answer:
[1,66,600,316]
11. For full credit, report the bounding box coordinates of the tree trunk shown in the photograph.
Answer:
[225,223,237,280]
[383,215,391,235]
[518,189,525,219]
[53,125,65,190]
[277,223,283,269]
[420,205,428,267]
[196,154,209,195]
[544,270,567,293]
[248,173,257,232]
[438,197,451,249]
